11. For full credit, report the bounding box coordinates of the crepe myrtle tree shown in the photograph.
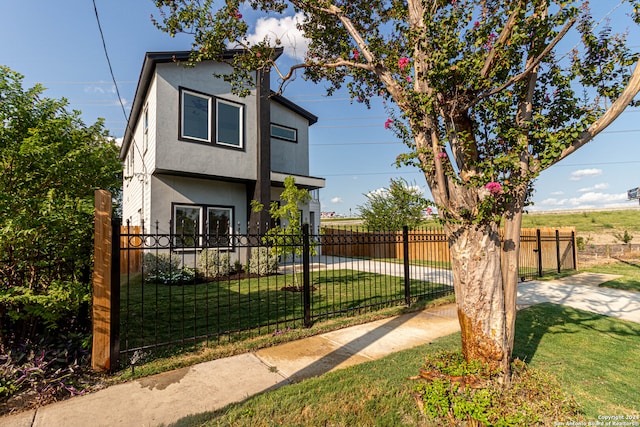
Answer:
[153,0,640,381]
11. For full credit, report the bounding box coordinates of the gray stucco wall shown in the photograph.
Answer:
[153,62,259,181]
[270,102,311,176]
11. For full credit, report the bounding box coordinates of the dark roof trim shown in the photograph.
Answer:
[120,48,309,160]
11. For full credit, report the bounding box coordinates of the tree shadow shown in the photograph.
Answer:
[512,302,638,363]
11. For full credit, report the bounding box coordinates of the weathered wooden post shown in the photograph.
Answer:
[92,190,119,371]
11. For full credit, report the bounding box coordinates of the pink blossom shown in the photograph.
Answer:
[436,152,447,159]
[484,182,503,196]
[384,118,393,129]
[426,207,433,214]
[398,57,410,71]
[406,76,412,82]
[352,49,360,60]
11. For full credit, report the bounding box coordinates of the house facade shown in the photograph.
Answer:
[119,50,324,247]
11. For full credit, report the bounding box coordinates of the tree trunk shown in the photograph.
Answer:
[447,221,510,376]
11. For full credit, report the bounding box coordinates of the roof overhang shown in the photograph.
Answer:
[270,171,325,190]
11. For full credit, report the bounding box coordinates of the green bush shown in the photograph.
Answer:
[143,252,181,277]
[413,351,580,426]
[247,247,279,276]
[197,248,231,278]
[143,253,195,285]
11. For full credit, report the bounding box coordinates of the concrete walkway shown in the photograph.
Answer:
[1,272,638,427]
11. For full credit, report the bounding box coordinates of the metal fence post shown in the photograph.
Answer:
[555,229,561,274]
[110,218,121,370]
[571,230,577,270]
[403,225,411,305]
[536,229,543,278]
[302,223,311,327]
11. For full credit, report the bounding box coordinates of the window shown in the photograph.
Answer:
[172,204,234,249]
[270,124,297,142]
[179,88,243,149]
[206,207,233,247]
[174,205,201,247]
[143,107,149,153]
[181,90,211,142]
[216,99,243,147]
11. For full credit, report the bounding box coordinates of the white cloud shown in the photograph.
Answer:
[550,191,564,196]
[569,168,602,181]
[84,84,116,95]
[578,183,609,193]
[568,191,626,206]
[244,13,309,60]
[330,197,343,204]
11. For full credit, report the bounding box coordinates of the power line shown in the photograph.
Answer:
[92,0,129,123]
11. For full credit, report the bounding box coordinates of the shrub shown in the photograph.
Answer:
[247,247,279,276]
[0,333,91,406]
[413,351,580,426]
[143,253,194,285]
[197,249,231,279]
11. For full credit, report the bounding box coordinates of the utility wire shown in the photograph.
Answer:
[92,0,129,124]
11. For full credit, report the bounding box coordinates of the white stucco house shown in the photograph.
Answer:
[119,50,324,247]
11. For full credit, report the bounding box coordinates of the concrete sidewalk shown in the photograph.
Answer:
[2,272,638,427]
[0,304,460,427]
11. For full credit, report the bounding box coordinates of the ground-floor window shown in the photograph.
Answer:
[172,203,234,249]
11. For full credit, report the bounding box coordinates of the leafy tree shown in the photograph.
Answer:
[358,177,429,230]
[0,66,122,345]
[252,176,313,287]
[153,1,640,380]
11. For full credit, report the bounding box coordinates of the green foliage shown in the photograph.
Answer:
[413,351,580,426]
[246,247,279,276]
[143,252,196,284]
[197,248,231,278]
[0,66,122,345]
[358,177,429,230]
[613,229,633,244]
[252,176,314,258]
[153,1,640,226]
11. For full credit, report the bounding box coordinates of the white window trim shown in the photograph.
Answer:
[180,89,212,143]
[270,123,297,142]
[171,204,235,250]
[143,106,149,154]
[215,98,243,148]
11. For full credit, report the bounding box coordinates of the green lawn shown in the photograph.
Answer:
[163,303,640,426]
[120,269,451,355]
[584,259,640,292]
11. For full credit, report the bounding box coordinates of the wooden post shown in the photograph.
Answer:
[92,190,118,372]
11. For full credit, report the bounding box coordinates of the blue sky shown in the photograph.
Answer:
[2,1,639,216]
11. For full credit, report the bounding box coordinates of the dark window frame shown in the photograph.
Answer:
[270,123,298,143]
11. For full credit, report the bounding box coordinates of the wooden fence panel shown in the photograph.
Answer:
[120,226,142,274]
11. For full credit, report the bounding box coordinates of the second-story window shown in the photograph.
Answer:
[216,99,243,148]
[181,90,211,142]
[180,88,244,149]
[270,123,297,142]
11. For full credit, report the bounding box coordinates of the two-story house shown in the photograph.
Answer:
[119,50,324,247]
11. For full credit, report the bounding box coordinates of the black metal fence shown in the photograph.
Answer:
[114,222,575,366]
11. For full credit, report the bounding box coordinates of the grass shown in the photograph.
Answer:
[161,303,640,426]
[120,269,451,362]
[583,258,640,292]
[520,209,640,236]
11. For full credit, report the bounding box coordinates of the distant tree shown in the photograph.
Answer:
[154,0,640,381]
[0,66,122,345]
[358,178,429,230]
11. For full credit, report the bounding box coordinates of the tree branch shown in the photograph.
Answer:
[467,16,575,110]
[480,3,522,78]
[549,59,640,167]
